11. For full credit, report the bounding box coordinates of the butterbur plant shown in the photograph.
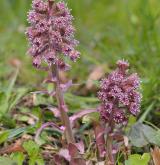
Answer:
[26,0,86,164]
[97,60,141,164]
[26,0,141,164]
[26,0,79,144]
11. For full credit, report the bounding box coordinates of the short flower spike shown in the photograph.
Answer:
[98,60,141,124]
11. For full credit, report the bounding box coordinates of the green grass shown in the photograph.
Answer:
[0,0,160,125]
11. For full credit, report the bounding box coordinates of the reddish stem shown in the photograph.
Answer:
[106,108,115,165]
[93,122,106,160]
[51,64,75,144]
[106,133,114,165]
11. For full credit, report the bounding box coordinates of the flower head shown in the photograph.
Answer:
[98,60,141,124]
[26,0,80,69]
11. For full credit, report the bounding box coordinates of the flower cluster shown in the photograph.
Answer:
[26,0,80,69]
[98,60,141,124]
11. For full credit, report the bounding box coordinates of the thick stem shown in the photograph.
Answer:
[106,134,114,165]
[106,110,115,165]
[51,64,75,144]
[93,122,106,160]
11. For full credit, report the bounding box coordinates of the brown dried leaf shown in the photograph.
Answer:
[59,71,68,83]
[93,123,106,158]
[53,154,64,165]
[22,134,33,141]
[68,143,86,165]
[86,66,105,90]
[20,95,35,107]
[95,161,105,165]
[151,146,160,165]
[123,136,129,147]
[9,58,22,68]
[59,148,71,161]
[0,140,24,155]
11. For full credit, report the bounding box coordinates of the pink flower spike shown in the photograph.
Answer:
[26,0,80,70]
[98,60,141,125]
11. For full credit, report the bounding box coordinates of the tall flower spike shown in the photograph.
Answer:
[26,0,80,69]
[98,60,141,125]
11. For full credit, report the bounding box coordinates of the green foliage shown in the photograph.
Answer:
[10,152,25,165]
[0,126,34,145]
[82,112,100,124]
[129,122,160,147]
[0,156,17,165]
[65,93,99,111]
[8,127,30,140]
[0,152,25,165]
[125,153,150,165]
[0,131,9,144]
[138,102,155,122]
[0,69,18,116]
[0,69,27,119]
[23,140,44,165]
